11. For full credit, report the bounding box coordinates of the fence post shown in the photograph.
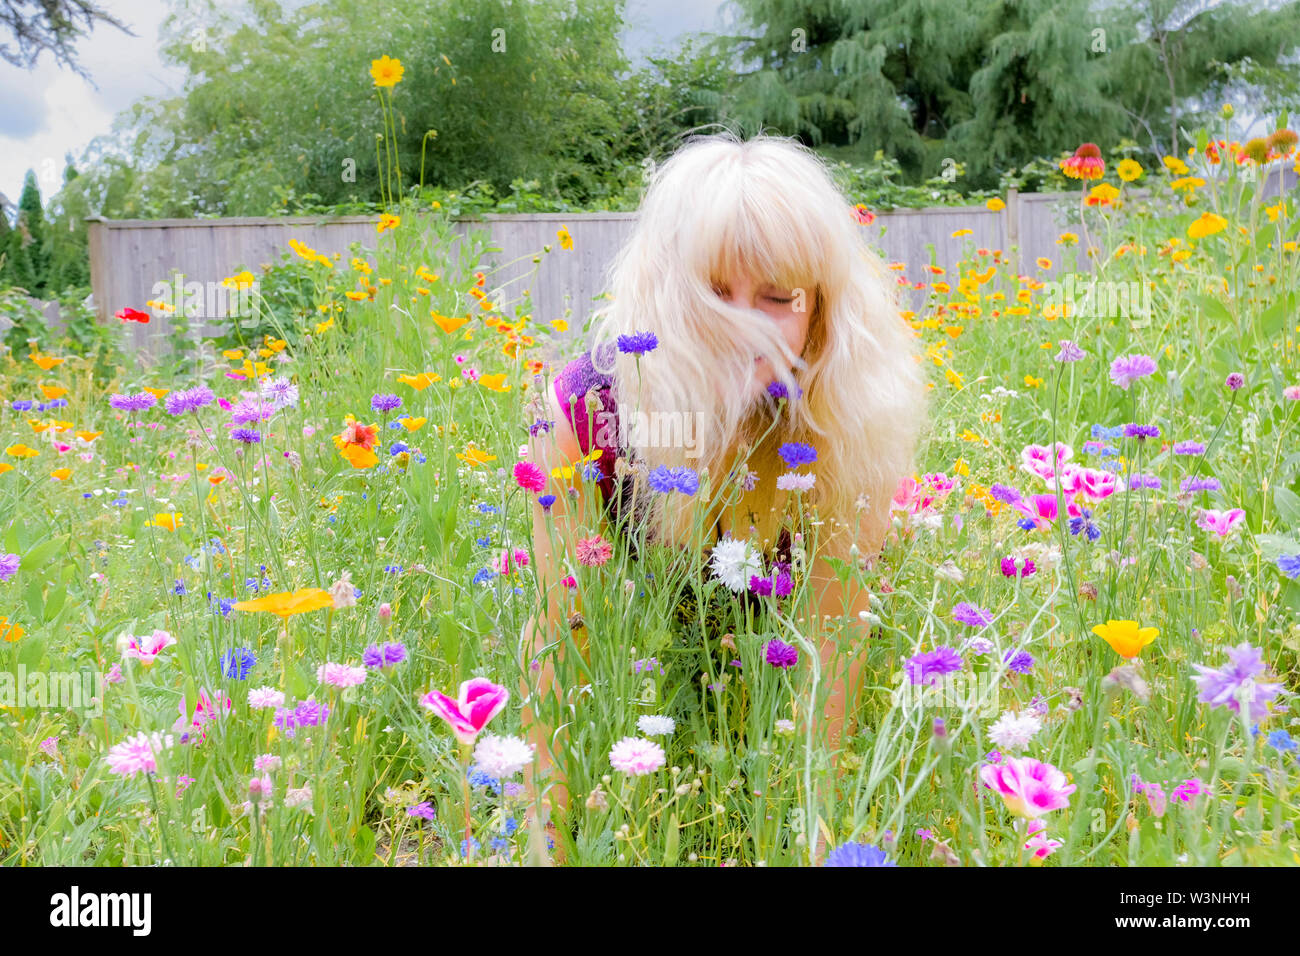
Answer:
[1005,187,1020,275]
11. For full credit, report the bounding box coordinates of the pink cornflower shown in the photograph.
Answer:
[39,735,59,758]
[102,663,124,686]
[1196,507,1246,538]
[248,687,285,709]
[1284,386,1300,401]
[491,547,530,575]
[174,688,232,742]
[609,736,666,776]
[254,754,282,772]
[576,535,613,567]
[317,662,367,688]
[513,460,547,492]
[106,731,174,777]
[979,756,1077,818]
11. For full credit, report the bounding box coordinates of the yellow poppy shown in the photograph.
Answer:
[231,588,335,620]
[477,373,510,392]
[5,444,39,458]
[456,444,497,467]
[148,512,183,531]
[1092,619,1158,659]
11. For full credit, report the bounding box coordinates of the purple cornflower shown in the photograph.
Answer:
[952,602,993,627]
[273,707,298,739]
[766,380,804,401]
[164,386,216,415]
[749,575,774,597]
[1191,642,1283,723]
[632,657,665,676]
[988,483,1022,504]
[1055,340,1086,362]
[765,639,799,668]
[1180,476,1220,493]
[824,842,895,867]
[230,397,276,425]
[772,570,793,598]
[1109,354,1158,390]
[1004,649,1034,674]
[777,442,817,468]
[362,642,408,668]
[528,419,553,437]
[1278,554,1300,580]
[231,427,261,444]
[1069,508,1101,541]
[1000,556,1037,578]
[1127,473,1162,490]
[0,553,19,582]
[1172,779,1207,802]
[372,393,402,413]
[109,392,157,413]
[905,646,963,686]
[408,801,437,821]
[1123,423,1160,440]
[294,698,330,728]
[1173,440,1206,455]
[1225,373,1244,391]
[616,331,658,355]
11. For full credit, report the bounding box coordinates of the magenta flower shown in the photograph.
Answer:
[105,731,174,777]
[979,756,1077,818]
[1020,442,1073,482]
[420,677,509,745]
[1109,354,1158,390]
[513,460,547,493]
[1012,494,1060,530]
[1195,507,1246,538]
[1077,467,1123,501]
[121,629,177,666]
[1024,821,1063,859]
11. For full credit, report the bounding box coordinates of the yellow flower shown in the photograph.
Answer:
[557,226,573,250]
[1170,176,1205,192]
[5,444,39,458]
[951,228,973,238]
[986,197,1006,212]
[148,512,183,531]
[550,318,568,332]
[0,616,24,643]
[75,430,101,443]
[0,463,12,476]
[1023,374,1043,388]
[377,213,401,234]
[1162,155,1190,176]
[398,372,441,390]
[232,588,335,620]
[1036,257,1052,270]
[456,444,497,467]
[432,311,469,335]
[1188,212,1228,239]
[1116,159,1143,182]
[1091,619,1158,659]
[223,270,256,289]
[370,55,404,88]
[345,290,367,301]
[223,349,244,360]
[144,386,170,399]
[50,468,71,481]
[398,416,427,431]
[1055,232,1078,246]
[31,354,64,371]
[1086,182,1121,207]
[477,373,510,392]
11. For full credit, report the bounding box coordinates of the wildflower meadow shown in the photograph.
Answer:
[2,58,1300,872]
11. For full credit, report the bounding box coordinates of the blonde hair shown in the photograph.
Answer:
[587,130,930,561]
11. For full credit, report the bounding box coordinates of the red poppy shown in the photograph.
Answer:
[115,307,151,323]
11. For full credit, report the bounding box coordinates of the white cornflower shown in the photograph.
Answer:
[248,687,285,710]
[609,736,666,776]
[776,472,816,492]
[709,536,762,592]
[472,733,536,779]
[637,714,676,736]
[987,710,1042,751]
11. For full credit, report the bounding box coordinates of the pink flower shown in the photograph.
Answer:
[420,677,509,745]
[1012,494,1061,530]
[103,663,124,686]
[39,735,59,758]
[491,547,531,576]
[1077,467,1123,501]
[1285,385,1300,401]
[609,736,666,776]
[561,575,577,589]
[122,629,177,666]
[317,662,367,688]
[1196,507,1246,538]
[513,460,547,493]
[1024,821,1063,859]
[576,535,613,567]
[173,688,232,741]
[1020,442,1073,482]
[106,731,174,777]
[979,756,1077,818]
[253,753,281,772]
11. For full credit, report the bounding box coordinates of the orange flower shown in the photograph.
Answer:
[144,386,170,399]
[397,416,427,431]
[477,373,510,392]
[432,312,469,335]
[231,588,335,620]
[1060,143,1105,180]
[148,512,183,531]
[377,213,401,234]
[0,616,24,642]
[50,468,71,480]
[1086,183,1121,207]
[398,372,441,390]
[31,354,64,371]
[39,385,68,400]
[5,444,39,458]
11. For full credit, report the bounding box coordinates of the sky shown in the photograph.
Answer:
[0,0,730,208]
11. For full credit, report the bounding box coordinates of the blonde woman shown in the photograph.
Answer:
[519,131,930,857]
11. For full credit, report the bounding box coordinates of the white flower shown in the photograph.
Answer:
[987,710,1042,751]
[329,570,357,610]
[776,472,816,492]
[774,719,796,737]
[284,785,313,810]
[637,714,676,736]
[709,536,762,592]
[472,733,535,779]
[609,736,666,776]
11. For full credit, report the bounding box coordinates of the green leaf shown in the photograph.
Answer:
[1256,533,1300,562]
[663,812,680,865]
[1274,486,1300,532]
[22,534,70,573]
[353,824,377,862]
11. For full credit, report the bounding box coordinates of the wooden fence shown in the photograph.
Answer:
[81,163,1296,359]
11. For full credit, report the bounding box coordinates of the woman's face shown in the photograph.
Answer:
[710,271,811,394]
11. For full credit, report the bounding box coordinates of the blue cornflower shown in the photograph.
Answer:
[468,767,501,792]
[460,837,481,858]
[472,568,495,586]
[1267,730,1298,753]
[476,536,492,548]
[581,461,604,482]
[1068,507,1101,541]
[383,564,403,574]
[616,331,658,355]
[1017,517,1038,532]
[1278,554,1300,580]
[490,836,510,852]
[502,817,519,836]
[209,538,226,554]
[230,427,261,444]
[389,441,409,455]
[777,442,817,468]
[477,503,500,514]
[11,400,34,412]
[221,647,256,680]
[824,842,895,867]
[245,577,260,592]
[173,579,187,596]
[647,465,699,495]
[538,494,556,511]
